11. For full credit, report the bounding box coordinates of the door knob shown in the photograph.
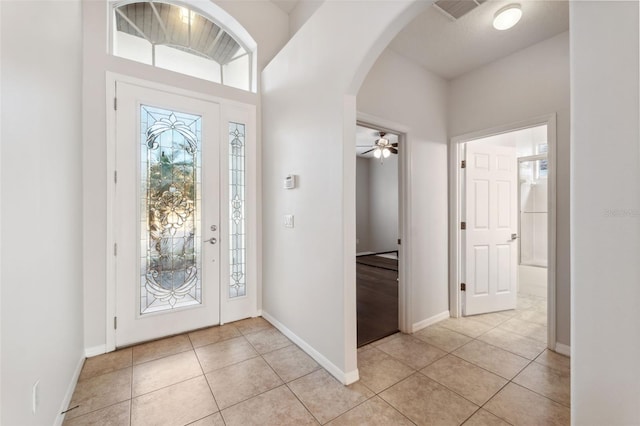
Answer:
[511,233,518,240]
[205,237,217,245]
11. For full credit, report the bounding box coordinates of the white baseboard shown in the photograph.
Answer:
[411,311,450,333]
[85,344,107,358]
[261,311,359,385]
[54,354,85,426]
[555,342,570,357]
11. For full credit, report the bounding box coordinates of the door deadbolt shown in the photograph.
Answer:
[210,225,217,231]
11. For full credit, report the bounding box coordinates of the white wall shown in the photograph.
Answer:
[82,0,289,351]
[472,125,547,157]
[289,0,324,37]
[367,154,399,252]
[357,48,449,328]
[449,31,570,346]
[1,1,84,424]
[571,1,640,423]
[356,155,399,254]
[356,157,371,251]
[262,0,429,383]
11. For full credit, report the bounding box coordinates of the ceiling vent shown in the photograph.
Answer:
[434,0,487,20]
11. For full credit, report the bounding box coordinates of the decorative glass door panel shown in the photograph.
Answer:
[115,82,220,347]
[229,122,246,298]
[141,106,202,314]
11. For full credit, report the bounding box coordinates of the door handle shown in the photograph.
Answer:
[204,237,217,245]
[511,233,518,240]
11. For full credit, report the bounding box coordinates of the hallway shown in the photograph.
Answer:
[63,294,568,425]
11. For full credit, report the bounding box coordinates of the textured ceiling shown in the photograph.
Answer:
[269,0,569,80]
[389,0,569,79]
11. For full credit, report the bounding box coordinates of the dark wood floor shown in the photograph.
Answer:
[356,255,399,347]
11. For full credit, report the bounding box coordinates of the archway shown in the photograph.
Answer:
[261,0,428,384]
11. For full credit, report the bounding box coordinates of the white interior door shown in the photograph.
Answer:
[115,81,220,347]
[463,142,518,315]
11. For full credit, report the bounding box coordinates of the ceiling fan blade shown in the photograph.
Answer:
[360,148,375,155]
[391,142,398,147]
[390,147,398,154]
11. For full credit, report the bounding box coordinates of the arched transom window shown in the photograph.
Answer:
[112,1,255,92]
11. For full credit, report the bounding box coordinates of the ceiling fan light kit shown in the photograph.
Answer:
[357,130,399,163]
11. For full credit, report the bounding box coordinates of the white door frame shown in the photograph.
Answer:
[105,72,258,351]
[448,114,557,351]
[356,112,412,334]
[517,153,548,267]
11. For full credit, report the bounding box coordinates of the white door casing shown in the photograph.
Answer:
[115,81,221,346]
[463,143,518,315]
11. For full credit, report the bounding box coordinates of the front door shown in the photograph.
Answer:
[463,142,518,315]
[115,82,221,347]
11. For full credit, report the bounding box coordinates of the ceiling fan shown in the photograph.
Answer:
[358,131,398,160]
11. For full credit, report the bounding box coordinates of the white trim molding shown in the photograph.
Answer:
[356,112,412,333]
[555,343,570,357]
[449,114,558,351]
[85,345,107,358]
[105,72,259,351]
[262,311,359,385]
[54,355,85,426]
[411,310,450,333]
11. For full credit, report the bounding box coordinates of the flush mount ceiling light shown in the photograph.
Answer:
[493,4,522,30]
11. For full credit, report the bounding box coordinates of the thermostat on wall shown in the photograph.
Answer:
[284,174,296,189]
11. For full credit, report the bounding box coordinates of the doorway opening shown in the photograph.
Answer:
[450,116,556,349]
[355,124,401,347]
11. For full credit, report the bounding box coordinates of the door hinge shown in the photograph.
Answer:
[114,170,118,183]
[113,316,117,329]
[114,97,117,111]
[461,160,466,168]
[397,238,401,245]
[461,283,466,291]
[113,243,118,256]
[461,221,466,230]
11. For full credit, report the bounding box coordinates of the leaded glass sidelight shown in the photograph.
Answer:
[229,123,246,298]
[140,105,202,314]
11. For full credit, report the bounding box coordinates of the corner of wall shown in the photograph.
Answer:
[261,311,359,384]
[53,355,85,426]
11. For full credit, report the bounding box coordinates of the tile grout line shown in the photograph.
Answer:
[457,321,570,420]
[195,347,224,421]
[282,380,322,424]
[195,329,316,422]
[69,310,563,425]
[360,303,564,424]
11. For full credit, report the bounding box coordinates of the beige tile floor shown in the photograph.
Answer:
[63,293,569,426]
